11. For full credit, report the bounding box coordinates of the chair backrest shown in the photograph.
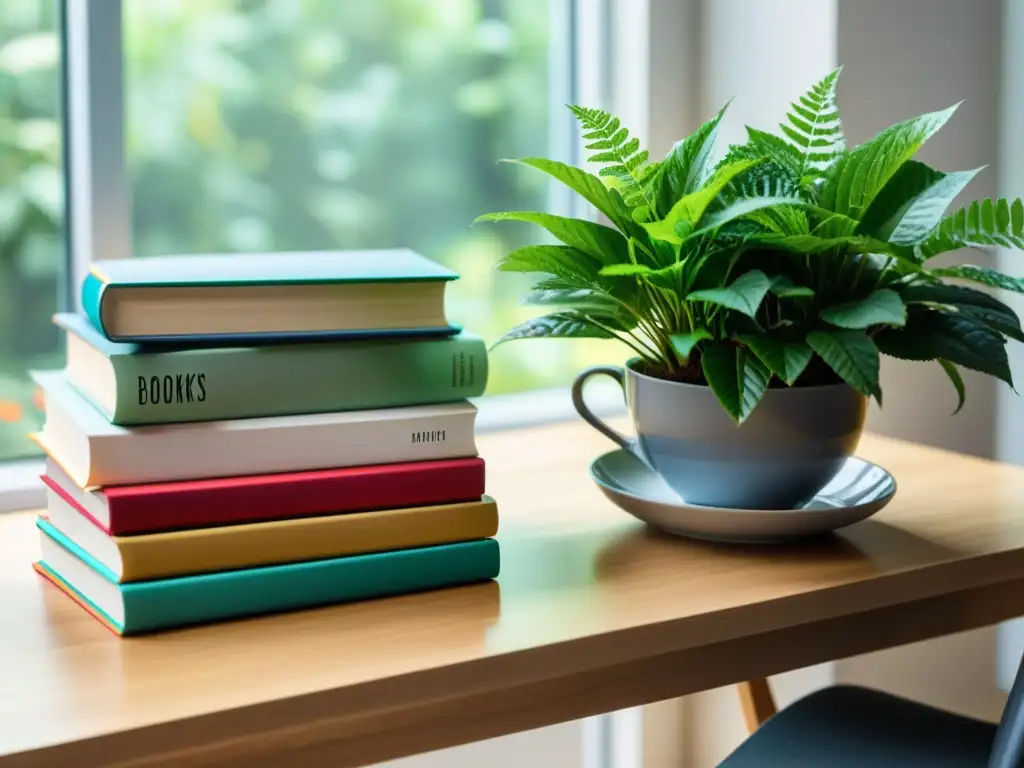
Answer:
[990,653,1024,768]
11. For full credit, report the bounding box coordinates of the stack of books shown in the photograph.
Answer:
[31,250,498,635]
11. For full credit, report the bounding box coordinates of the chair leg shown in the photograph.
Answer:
[737,678,777,733]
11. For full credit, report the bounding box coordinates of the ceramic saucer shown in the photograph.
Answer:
[590,449,897,543]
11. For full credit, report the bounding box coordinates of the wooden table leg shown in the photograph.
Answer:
[738,678,777,733]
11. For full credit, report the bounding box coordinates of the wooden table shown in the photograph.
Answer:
[4,420,1024,767]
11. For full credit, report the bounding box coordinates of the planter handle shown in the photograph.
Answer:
[571,366,637,455]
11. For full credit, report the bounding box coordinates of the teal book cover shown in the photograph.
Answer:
[58,312,488,425]
[82,249,459,343]
[87,249,457,287]
[35,519,500,635]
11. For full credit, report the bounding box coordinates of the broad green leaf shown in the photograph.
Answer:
[599,263,653,277]
[806,329,881,399]
[820,103,960,220]
[875,309,1012,384]
[641,159,764,245]
[768,275,815,298]
[669,329,712,361]
[810,209,860,237]
[492,311,619,347]
[647,102,729,218]
[937,359,966,414]
[643,260,686,292]
[748,232,894,257]
[820,289,906,329]
[896,280,1011,310]
[917,198,1024,260]
[856,161,980,244]
[739,335,813,385]
[871,327,934,361]
[928,264,1024,293]
[700,343,771,423]
[688,270,770,318]
[521,283,625,316]
[506,158,643,238]
[953,305,1024,343]
[779,67,845,184]
[476,211,628,266]
[697,195,807,232]
[497,244,603,281]
[896,281,1024,342]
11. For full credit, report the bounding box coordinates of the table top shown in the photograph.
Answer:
[5,419,1024,766]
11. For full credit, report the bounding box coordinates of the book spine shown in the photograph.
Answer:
[106,458,486,535]
[121,539,500,633]
[109,334,488,425]
[116,498,498,581]
[92,404,478,486]
[81,274,109,339]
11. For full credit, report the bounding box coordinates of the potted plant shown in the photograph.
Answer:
[477,67,1024,511]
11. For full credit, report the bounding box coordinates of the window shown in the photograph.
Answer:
[0,3,63,463]
[0,0,638,475]
[0,0,628,474]
[122,0,622,396]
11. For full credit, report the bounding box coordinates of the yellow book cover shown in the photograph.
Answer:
[42,487,498,582]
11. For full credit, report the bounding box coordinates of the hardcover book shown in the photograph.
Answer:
[43,456,486,535]
[43,488,499,581]
[32,371,478,488]
[35,519,500,635]
[82,249,459,342]
[57,313,487,425]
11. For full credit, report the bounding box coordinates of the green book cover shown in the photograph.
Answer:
[36,518,500,635]
[58,313,488,425]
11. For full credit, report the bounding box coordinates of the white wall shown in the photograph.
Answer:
[835,0,1012,727]
[640,1,1012,764]
[996,0,1024,693]
[840,0,1003,459]
[695,0,838,150]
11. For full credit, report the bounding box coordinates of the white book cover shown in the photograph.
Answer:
[32,371,478,488]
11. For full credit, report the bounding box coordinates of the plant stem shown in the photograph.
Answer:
[587,317,660,362]
[633,282,677,367]
[682,301,695,330]
[874,256,894,288]
[648,284,678,331]
[851,253,868,293]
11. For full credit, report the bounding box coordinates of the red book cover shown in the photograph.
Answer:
[42,458,486,535]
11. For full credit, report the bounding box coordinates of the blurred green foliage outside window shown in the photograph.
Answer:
[0,0,622,463]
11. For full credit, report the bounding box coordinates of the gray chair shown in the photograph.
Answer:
[720,657,1024,767]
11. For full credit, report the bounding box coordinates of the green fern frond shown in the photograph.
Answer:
[714,136,800,202]
[569,105,658,218]
[725,160,800,201]
[780,67,846,185]
[718,142,761,165]
[917,198,1024,260]
[747,127,803,179]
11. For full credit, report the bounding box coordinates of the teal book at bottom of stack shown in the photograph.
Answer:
[35,520,501,635]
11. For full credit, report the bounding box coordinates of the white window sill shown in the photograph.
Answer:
[0,385,627,514]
